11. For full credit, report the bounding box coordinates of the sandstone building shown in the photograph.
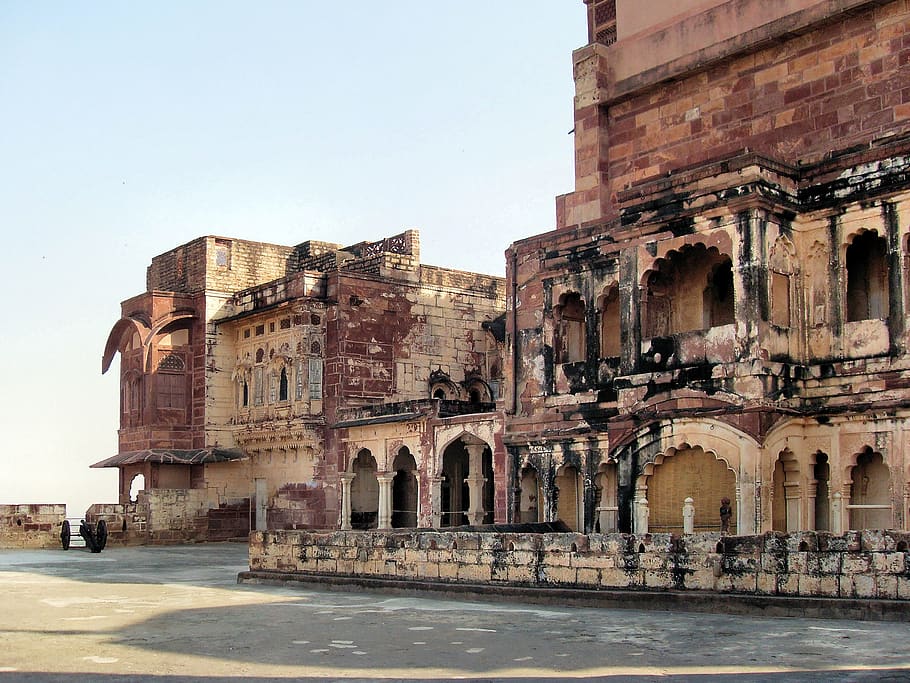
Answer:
[504,0,910,536]
[96,231,506,541]
[96,0,910,543]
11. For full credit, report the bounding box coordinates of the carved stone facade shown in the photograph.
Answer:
[505,0,910,536]
[97,1,910,545]
[98,230,506,541]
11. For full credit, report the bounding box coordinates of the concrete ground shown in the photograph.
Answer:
[1,544,908,682]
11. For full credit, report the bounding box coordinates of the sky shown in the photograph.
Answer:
[0,2,587,518]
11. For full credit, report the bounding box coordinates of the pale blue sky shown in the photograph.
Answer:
[0,2,586,517]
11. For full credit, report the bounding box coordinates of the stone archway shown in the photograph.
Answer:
[440,435,493,527]
[613,418,757,535]
[555,464,582,531]
[391,447,418,528]
[594,462,618,532]
[813,452,830,531]
[772,449,801,532]
[644,446,736,533]
[518,465,541,524]
[849,448,891,530]
[350,449,379,529]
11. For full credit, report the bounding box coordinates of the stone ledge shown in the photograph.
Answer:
[237,570,909,622]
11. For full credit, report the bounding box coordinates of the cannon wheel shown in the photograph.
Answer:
[96,520,108,551]
[60,520,71,550]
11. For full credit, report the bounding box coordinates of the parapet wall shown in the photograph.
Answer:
[0,504,65,549]
[249,528,910,601]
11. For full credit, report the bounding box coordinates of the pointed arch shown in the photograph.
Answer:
[555,291,586,363]
[612,418,758,535]
[597,283,621,359]
[641,244,734,337]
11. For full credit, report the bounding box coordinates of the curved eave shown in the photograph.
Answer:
[101,317,150,374]
[91,448,247,468]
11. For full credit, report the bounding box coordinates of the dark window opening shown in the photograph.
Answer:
[278,368,288,402]
[846,231,889,322]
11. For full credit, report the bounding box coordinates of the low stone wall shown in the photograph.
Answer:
[249,528,910,600]
[0,504,66,549]
[87,495,250,545]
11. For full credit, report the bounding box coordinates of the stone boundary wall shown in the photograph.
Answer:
[87,494,250,546]
[0,505,66,549]
[249,528,910,601]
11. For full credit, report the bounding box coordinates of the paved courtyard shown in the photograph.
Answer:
[0,543,908,682]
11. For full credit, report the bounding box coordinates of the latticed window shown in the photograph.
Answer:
[269,372,278,403]
[157,373,185,409]
[308,358,322,399]
[295,359,304,400]
[253,367,264,405]
[156,354,185,409]
[158,354,185,372]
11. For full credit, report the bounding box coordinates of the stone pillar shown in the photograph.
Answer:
[831,491,844,534]
[683,497,695,534]
[464,444,487,526]
[785,483,801,532]
[735,483,743,535]
[633,489,649,535]
[339,473,354,530]
[377,473,395,529]
[807,479,818,531]
[430,476,444,528]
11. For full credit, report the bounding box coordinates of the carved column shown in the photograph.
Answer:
[464,444,487,526]
[430,476,444,528]
[339,473,354,530]
[377,473,395,529]
[633,486,649,535]
[831,490,845,534]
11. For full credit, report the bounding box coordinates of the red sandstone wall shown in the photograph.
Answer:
[0,505,66,549]
[567,0,910,225]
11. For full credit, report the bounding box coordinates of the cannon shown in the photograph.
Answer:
[61,519,107,552]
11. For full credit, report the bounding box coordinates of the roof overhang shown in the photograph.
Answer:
[331,412,422,429]
[90,448,247,468]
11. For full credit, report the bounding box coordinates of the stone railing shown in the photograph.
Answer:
[0,504,66,549]
[249,528,910,601]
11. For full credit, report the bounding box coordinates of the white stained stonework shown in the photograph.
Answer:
[249,528,910,601]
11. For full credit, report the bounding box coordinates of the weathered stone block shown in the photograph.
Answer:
[575,567,600,587]
[727,572,758,593]
[756,571,777,595]
[688,567,719,591]
[851,574,877,598]
[861,529,888,552]
[506,564,536,584]
[875,575,898,599]
[897,576,910,600]
[572,553,615,570]
[842,553,872,574]
[541,565,577,584]
[601,567,636,588]
[872,552,905,574]
[457,562,492,583]
[542,551,573,567]
[453,532,481,551]
[638,553,668,571]
[776,573,799,596]
[438,561,459,580]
